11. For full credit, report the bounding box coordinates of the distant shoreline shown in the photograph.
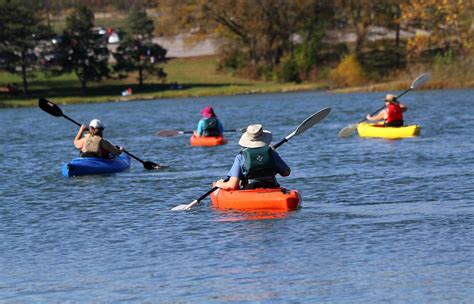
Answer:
[1,55,472,109]
[2,80,472,109]
[0,82,328,108]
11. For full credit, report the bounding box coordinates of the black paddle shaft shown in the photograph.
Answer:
[63,113,83,128]
[273,138,288,149]
[114,146,159,169]
[198,186,219,203]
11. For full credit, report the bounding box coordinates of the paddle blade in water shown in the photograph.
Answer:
[171,200,199,211]
[38,98,63,117]
[171,204,189,211]
[338,124,358,138]
[121,149,162,171]
[143,161,161,170]
[156,130,182,137]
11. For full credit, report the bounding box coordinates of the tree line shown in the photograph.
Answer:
[0,0,472,94]
[0,0,166,94]
[158,0,472,83]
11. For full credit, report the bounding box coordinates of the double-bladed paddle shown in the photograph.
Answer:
[171,107,332,211]
[156,128,244,137]
[338,73,431,138]
[38,97,161,170]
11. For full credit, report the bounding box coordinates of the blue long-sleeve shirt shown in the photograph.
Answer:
[196,118,224,136]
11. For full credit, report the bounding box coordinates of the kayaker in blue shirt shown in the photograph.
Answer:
[194,106,224,137]
[215,124,291,190]
[74,119,124,158]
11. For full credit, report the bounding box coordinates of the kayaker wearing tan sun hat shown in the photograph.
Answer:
[366,94,407,127]
[215,124,291,190]
[74,119,125,158]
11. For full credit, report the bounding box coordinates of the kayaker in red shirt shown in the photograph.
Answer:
[215,124,291,190]
[74,119,125,158]
[366,94,407,127]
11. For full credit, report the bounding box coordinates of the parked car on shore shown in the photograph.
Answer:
[108,32,120,44]
[93,27,122,44]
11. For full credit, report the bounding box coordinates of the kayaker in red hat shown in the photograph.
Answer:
[74,119,125,158]
[366,94,407,127]
[194,105,224,137]
[215,124,291,190]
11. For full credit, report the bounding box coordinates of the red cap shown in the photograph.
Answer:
[200,106,215,118]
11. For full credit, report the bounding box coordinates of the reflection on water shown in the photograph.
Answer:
[212,209,296,222]
[0,89,473,302]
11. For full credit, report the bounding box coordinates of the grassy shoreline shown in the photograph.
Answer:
[1,56,472,108]
[0,56,329,108]
[0,82,329,108]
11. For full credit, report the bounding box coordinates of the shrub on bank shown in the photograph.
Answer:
[329,54,366,87]
[277,55,301,83]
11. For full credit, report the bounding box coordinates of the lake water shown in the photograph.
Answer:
[0,88,473,302]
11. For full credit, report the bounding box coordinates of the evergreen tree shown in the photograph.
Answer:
[113,8,167,87]
[0,0,47,94]
[55,4,109,93]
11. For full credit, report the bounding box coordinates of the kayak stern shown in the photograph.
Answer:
[62,154,131,177]
[211,187,302,211]
[190,135,228,147]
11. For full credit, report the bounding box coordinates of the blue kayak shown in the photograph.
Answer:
[62,154,131,177]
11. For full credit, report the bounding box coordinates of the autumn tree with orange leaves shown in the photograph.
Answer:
[400,0,473,58]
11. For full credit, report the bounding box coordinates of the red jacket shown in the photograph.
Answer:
[386,103,403,123]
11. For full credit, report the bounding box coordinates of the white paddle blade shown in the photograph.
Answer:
[171,204,189,211]
[338,124,358,138]
[287,107,331,141]
[171,200,199,211]
[411,73,431,90]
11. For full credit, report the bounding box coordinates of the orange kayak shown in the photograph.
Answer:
[210,187,302,211]
[190,135,228,146]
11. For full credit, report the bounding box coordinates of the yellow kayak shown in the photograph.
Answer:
[357,122,420,139]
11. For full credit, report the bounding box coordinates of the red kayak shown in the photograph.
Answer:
[210,187,301,211]
[190,135,228,146]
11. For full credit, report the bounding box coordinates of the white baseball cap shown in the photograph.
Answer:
[89,119,105,129]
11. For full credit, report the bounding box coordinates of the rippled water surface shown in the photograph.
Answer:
[1,89,473,302]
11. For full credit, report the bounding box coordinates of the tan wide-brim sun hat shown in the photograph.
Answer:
[239,124,272,148]
[385,94,397,103]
